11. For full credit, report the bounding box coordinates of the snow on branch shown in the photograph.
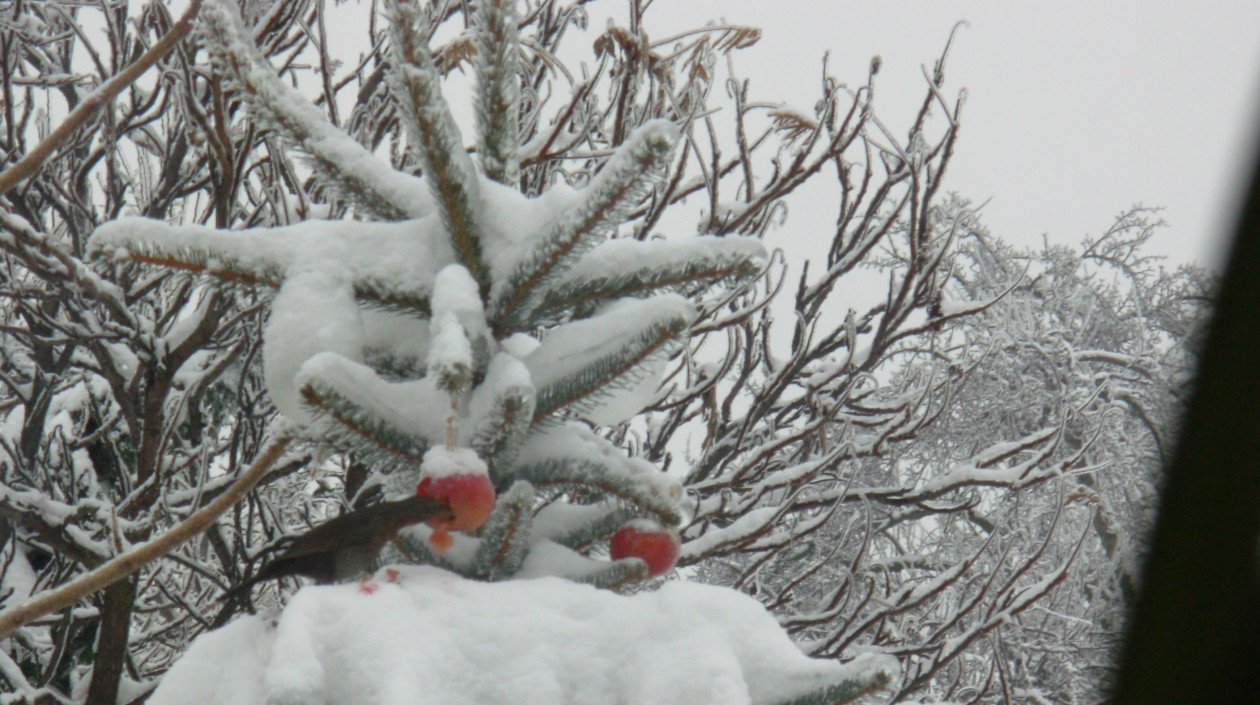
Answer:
[529,236,767,327]
[513,424,684,526]
[296,353,448,468]
[0,210,150,343]
[0,436,293,639]
[473,0,521,186]
[681,507,780,561]
[0,0,204,196]
[527,296,694,424]
[90,217,287,288]
[468,353,536,481]
[386,0,486,289]
[469,481,535,580]
[531,500,638,551]
[90,215,452,319]
[198,0,431,221]
[490,120,681,333]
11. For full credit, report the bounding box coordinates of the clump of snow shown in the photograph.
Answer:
[150,567,896,705]
[359,309,430,361]
[529,501,619,543]
[514,539,615,581]
[421,446,488,480]
[295,353,447,444]
[426,312,472,378]
[431,264,487,339]
[265,272,364,422]
[467,353,534,427]
[624,517,669,533]
[479,353,534,396]
[500,332,540,357]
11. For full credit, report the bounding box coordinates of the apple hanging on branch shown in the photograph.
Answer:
[415,447,496,553]
[610,520,681,578]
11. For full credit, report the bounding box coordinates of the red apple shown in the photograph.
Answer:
[415,473,496,533]
[415,448,495,554]
[609,520,681,578]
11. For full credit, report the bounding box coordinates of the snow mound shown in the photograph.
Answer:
[153,567,895,705]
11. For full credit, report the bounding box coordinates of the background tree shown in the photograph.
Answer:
[668,199,1209,702]
[0,0,278,700]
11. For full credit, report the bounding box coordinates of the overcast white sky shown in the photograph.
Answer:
[641,2,1260,268]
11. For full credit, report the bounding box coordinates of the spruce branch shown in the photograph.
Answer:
[580,558,649,589]
[386,0,487,291]
[363,348,429,383]
[351,279,433,319]
[512,456,683,526]
[296,357,445,469]
[765,667,892,705]
[471,481,535,581]
[490,120,681,334]
[543,504,638,551]
[198,0,428,221]
[89,218,433,317]
[428,315,474,395]
[91,238,285,290]
[532,306,691,422]
[299,384,429,469]
[530,237,766,326]
[473,0,521,186]
[471,384,535,485]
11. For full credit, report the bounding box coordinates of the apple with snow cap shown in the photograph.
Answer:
[415,446,495,553]
[609,519,681,578]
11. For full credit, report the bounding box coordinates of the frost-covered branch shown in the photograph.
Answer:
[473,0,521,186]
[0,435,291,639]
[491,121,681,333]
[198,0,431,221]
[0,0,203,196]
[386,0,485,287]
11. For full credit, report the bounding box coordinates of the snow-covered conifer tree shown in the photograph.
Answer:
[78,0,894,703]
[91,0,756,590]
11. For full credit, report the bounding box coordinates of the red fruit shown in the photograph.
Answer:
[415,473,496,533]
[609,521,681,578]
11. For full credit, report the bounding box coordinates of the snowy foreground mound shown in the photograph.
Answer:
[154,567,895,705]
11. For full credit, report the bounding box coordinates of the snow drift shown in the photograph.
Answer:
[153,567,894,705]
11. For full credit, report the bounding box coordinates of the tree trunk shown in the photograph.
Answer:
[85,577,136,705]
